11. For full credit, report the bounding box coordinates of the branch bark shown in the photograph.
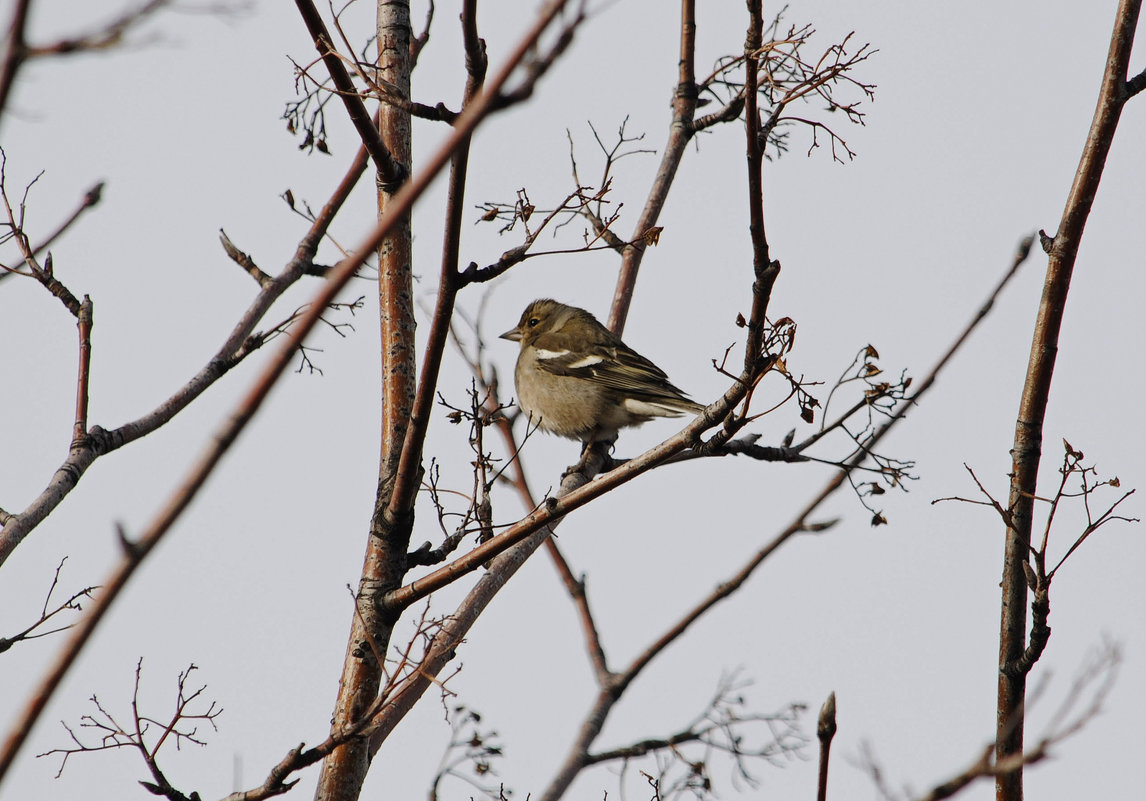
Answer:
[310,0,416,796]
[0,0,32,120]
[606,0,697,335]
[294,0,407,188]
[996,3,1142,799]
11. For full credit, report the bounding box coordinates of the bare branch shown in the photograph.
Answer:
[292,0,407,188]
[36,659,220,801]
[999,3,1142,791]
[0,559,95,654]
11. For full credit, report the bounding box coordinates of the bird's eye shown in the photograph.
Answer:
[527,317,539,328]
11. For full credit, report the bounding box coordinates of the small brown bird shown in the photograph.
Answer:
[500,298,704,442]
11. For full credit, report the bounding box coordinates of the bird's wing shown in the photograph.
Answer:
[532,333,697,406]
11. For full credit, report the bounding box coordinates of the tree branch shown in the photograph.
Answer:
[606,0,697,334]
[997,3,1142,796]
[293,0,407,189]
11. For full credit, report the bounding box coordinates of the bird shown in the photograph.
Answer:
[500,298,705,442]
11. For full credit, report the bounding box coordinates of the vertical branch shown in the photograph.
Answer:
[741,0,774,371]
[374,0,417,492]
[315,3,577,798]
[605,0,696,335]
[385,0,487,523]
[314,2,415,799]
[0,0,33,123]
[996,2,1142,799]
[816,692,837,801]
[72,296,93,445]
[293,0,406,185]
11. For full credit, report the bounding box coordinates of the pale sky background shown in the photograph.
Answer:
[1,2,1143,800]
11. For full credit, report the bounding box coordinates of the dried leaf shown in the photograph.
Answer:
[642,226,664,246]
[1021,559,1038,590]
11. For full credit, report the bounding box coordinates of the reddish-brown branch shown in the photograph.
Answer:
[313,2,419,795]
[409,0,433,68]
[0,0,32,119]
[381,372,753,613]
[606,0,697,335]
[996,4,1141,797]
[323,2,488,791]
[293,0,407,187]
[384,0,487,527]
[72,296,93,445]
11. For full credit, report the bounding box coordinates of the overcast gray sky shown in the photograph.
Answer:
[1,2,1143,800]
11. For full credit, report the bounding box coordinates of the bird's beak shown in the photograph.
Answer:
[500,327,522,342]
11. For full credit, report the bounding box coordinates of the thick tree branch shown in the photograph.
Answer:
[311,2,420,794]
[384,0,488,529]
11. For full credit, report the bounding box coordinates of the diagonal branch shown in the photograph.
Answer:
[293,0,407,188]
[0,0,33,120]
[534,233,1032,801]
[0,140,368,568]
[606,0,697,335]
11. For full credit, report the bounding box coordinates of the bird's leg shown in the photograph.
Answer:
[563,435,616,479]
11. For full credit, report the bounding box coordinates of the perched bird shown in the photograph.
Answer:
[500,298,704,442]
